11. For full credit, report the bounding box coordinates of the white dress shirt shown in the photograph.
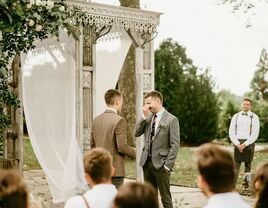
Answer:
[64,184,117,208]
[152,107,165,139]
[204,192,251,208]
[229,111,260,146]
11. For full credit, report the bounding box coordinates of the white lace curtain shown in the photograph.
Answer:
[21,31,87,203]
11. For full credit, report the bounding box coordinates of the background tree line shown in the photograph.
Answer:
[155,38,268,144]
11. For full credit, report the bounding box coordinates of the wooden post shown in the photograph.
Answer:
[2,55,23,172]
[135,36,155,182]
[82,26,93,153]
[75,25,84,149]
[135,47,144,182]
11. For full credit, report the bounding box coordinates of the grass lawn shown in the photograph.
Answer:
[23,137,40,170]
[125,146,268,188]
[23,137,268,188]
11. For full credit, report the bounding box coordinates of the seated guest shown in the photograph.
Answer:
[253,163,268,208]
[112,182,159,208]
[0,169,29,208]
[65,148,117,208]
[196,143,251,208]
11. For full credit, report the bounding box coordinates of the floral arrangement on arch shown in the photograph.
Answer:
[0,0,83,147]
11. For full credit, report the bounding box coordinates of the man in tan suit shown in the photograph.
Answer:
[91,89,136,188]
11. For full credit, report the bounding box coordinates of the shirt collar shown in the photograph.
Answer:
[155,108,165,118]
[106,107,117,113]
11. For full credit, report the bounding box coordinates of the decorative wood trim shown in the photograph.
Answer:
[82,71,91,88]
[67,0,161,34]
[83,128,91,152]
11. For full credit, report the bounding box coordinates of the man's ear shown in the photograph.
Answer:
[85,173,93,186]
[197,175,210,196]
[197,175,207,189]
[111,166,115,177]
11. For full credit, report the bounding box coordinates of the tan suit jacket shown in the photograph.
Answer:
[91,110,136,177]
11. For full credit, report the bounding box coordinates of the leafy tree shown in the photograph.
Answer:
[216,90,240,140]
[219,101,239,140]
[155,38,190,117]
[155,39,219,145]
[251,100,268,142]
[250,48,268,100]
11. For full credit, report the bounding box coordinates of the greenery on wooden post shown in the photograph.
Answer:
[0,0,82,151]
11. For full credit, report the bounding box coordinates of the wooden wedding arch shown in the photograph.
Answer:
[3,0,160,181]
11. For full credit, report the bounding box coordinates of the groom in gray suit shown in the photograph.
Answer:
[134,90,180,208]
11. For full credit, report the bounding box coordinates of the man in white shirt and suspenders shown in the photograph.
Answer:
[229,98,260,190]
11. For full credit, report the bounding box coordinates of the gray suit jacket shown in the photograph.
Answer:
[134,110,180,170]
[91,110,136,177]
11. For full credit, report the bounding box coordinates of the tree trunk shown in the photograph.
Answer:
[119,0,140,8]
[118,0,140,146]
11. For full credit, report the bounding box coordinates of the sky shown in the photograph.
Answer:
[92,0,268,96]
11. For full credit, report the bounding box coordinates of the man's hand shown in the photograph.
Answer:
[164,165,171,175]
[143,104,151,118]
[237,144,246,152]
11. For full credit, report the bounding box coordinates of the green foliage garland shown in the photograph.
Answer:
[0,0,82,149]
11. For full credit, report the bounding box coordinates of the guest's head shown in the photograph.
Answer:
[253,163,268,208]
[113,182,159,208]
[104,89,123,112]
[144,90,163,114]
[0,169,29,208]
[242,97,252,112]
[196,143,235,196]
[84,148,114,187]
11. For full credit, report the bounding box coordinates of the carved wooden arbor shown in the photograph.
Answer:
[5,0,160,181]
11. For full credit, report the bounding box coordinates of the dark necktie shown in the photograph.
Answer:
[149,114,157,156]
[242,112,248,116]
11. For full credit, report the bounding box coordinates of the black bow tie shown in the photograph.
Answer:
[242,112,248,116]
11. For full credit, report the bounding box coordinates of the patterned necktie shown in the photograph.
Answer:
[149,114,157,156]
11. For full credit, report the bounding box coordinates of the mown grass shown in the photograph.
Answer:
[23,137,268,188]
[23,137,40,170]
[126,146,268,188]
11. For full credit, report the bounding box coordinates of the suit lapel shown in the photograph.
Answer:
[154,110,168,138]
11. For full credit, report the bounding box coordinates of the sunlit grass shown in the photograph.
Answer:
[126,145,268,188]
[23,137,41,170]
[23,137,268,189]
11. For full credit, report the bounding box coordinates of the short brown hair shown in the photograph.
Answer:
[104,89,122,105]
[144,90,163,103]
[196,143,235,193]
[0,170,29,208]
[113,182,159,208]
[253,163,268,208]
[84,148,113,184]
[243,97,252,105]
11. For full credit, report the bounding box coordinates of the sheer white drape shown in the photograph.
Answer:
[21,32,87,203]
[95,30,132,116]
